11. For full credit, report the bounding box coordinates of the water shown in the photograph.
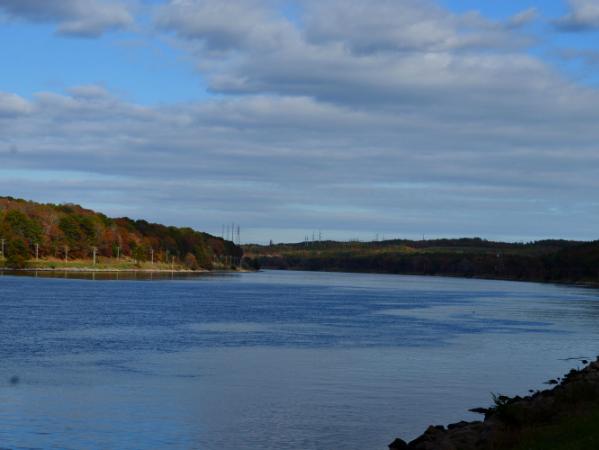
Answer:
[1,270,599,450]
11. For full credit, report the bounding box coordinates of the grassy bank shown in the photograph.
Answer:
[0,256,239,272]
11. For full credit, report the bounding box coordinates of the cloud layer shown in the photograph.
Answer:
[1,0,599,242]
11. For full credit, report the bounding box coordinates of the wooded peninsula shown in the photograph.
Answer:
[0,196,242,271]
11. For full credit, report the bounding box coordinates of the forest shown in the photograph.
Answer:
[0,196,242,270]
[244,238,599,283]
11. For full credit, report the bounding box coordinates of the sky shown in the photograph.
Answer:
[1,0,599,244]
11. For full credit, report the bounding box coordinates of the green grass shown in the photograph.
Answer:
[508,407,599,450]
[6,258,189,271]
[1,257,239,271]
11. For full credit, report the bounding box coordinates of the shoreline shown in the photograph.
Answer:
[1,267,206,273]
[389,357,599,450]
[0,267,253,274]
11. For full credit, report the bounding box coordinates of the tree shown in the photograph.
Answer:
[6,239,29,269]
[3,210,42,249]
[59,215,82,248]
[184,253,199,270]
[193,245,213,270]
[132,244,147,265]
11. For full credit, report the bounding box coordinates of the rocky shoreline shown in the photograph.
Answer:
[389,357,599,450]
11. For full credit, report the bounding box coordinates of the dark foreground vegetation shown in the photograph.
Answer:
[244,238,599,283]
[389,358,599,450]
[0,196,242,270]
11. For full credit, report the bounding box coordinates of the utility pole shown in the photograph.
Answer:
[92,247,97,265]
[35,243,39,261]
[237,225,240,245]
[150,248,154,265]
[64,246,69,263]
[171,256,175,271]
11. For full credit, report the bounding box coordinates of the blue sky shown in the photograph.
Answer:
[0,21,208,104]
[1,0,599,243]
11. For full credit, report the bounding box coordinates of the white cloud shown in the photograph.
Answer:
[304,0,531,54]
[155,0,295,52]
[507,8,538,28]
[554,0,599,31]
[68,84,112,99]
[153,0,539,113]
[0,0,133,37]
[0,92,33,117]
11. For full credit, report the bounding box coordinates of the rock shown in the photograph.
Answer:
[447,421,470,430]
[407,425,452,449]
[388,438,409,449]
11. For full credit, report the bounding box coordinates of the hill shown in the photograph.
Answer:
[244,237,599,283]
[0,196,242,270]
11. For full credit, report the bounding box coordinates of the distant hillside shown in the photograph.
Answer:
[0,196,242,270]
[244,238,599,283]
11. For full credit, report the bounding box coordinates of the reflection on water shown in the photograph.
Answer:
[1,270,599,450]
[0,269,235,281]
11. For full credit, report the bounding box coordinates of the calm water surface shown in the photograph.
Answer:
[1,270,599,450]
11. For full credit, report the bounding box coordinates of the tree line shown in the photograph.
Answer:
[245,238,599,283]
